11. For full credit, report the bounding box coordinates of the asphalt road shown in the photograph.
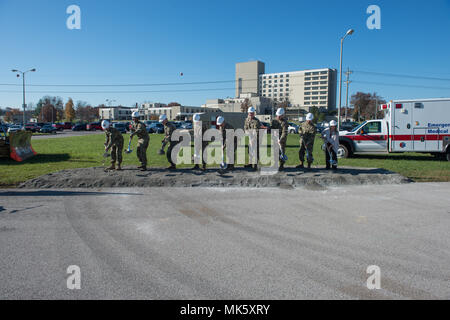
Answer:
[0,183,449,299]
[31,130,104,140]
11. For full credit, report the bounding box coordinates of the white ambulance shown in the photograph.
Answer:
[338,98,450,161]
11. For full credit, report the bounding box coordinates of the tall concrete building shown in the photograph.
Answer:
[235,61,337,111]
[235,61,265,97]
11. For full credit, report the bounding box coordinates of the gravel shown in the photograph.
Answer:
[19,166,411,189]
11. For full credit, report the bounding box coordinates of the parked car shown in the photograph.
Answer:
[7,125,22,133]
[288,122,299,134]
[147,122,164,134]
[51,123,65,131]
[63,122,73,130]
[172,121,183,129]
[87,122,102,131]
[72,123,87,131]
[40,124,57,134]
[112,122,127,133]
[24,123,41,132]
[181,122,193,129]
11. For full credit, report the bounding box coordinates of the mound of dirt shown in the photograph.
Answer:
[19,166,411,189]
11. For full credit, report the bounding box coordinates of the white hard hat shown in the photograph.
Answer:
[306,113,314,121]
[159,114,167,123]
[132,111,140,118]
[329,120,337,127]
[101,120,110,129]
[193,113,201,122]
[216,116,224,126]
[276,108,285,116]
[248,107,256,113]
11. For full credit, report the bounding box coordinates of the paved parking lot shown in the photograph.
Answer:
[0,183,449,299]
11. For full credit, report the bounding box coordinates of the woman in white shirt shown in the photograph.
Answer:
[322,120,339,170]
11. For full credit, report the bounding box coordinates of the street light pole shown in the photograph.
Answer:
[337,29,354,131]
[12,68,36,126]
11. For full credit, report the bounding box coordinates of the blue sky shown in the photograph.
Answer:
[1,0,450,109]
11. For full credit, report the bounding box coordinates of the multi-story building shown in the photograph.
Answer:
[99,106,133,121]
[203,93,274,115]
[235,61,265,97]
[235,61,337,111]
[142,104,217,121]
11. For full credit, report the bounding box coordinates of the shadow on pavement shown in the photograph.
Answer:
[0,190,144,197]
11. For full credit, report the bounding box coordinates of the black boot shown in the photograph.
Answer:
[192,164,200,170]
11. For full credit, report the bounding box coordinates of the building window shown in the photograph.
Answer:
[313,72,319,75]
[320,81,327,84]
[320,96,327,100]
[320,76,327,79]
[286,74,289,77]
[320,71,328,74]
[320,91,327,95]
[280,93,283,97]
[320,86,327,90]
[313,77,319,80]
[305,77,311,81]
[280,74,283,78]
[305,87,311,90]
[286,79,289,82]
[280,79,283,82]
[305,82,311,85]
[286,84,289,87]
[274,75,278,78]
[305,97,310,100]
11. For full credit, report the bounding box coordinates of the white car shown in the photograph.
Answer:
[288,122,299,134]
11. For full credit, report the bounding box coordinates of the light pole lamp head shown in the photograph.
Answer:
[346,29,354,36]
[30,68,36,72]
[11,69,18,73]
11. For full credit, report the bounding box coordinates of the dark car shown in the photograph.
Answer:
[87,122,102,131]
[112,122,127,133]
[51,123,65,131]
[72,123,87,131]
[148,122,164,134]
[40,124,57,134]
[63,122,73,130]
[25,123,41,132]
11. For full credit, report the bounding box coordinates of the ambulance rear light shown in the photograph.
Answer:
[395,104,403,109]
[381,104,388,110]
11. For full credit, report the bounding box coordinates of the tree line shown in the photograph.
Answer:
[3,96,102,123]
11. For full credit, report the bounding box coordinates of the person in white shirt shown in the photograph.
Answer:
[322,120,339,170]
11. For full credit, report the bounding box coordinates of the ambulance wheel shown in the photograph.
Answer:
[338,144,350,159]
[446,149,450,162]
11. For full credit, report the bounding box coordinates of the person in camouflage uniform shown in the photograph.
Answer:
[159,114,177,170]
[102,120,124,170]
[192,113,210,171]
[130,111,150,171]
[217,116,237,171]
[298,113,316,169]
[271,108,289,171]
[244,107,261,170]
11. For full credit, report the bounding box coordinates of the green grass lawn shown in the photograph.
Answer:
[0,133,449,187]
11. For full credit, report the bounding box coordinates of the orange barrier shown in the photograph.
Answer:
[9,131,37,162]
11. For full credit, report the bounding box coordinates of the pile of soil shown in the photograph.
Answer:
[19,166,410,189]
